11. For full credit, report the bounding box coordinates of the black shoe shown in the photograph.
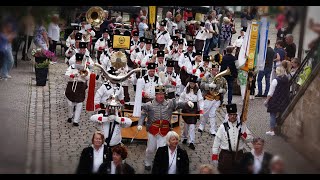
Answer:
[262,94,267,97]
[182,139,187,144]
[73,122,79,126]
[198,129,203,133]
[188,143,195,150]
[145,166,151,171]
[255,94,264,98]
[67,118,72,123]
[211,133,216,137]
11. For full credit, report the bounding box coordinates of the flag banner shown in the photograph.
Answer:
[148,6,157,27]
[257,17,269,71]
[238,22,252,70]
[248,21,259,70]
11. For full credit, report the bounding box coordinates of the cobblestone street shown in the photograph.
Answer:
[1,17,319,174]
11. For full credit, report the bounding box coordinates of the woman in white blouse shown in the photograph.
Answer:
[240,137,273,174]
[98,145,135,174]
[152,131,189,174]
[76,131,109,174]
[179,75,204,150]
[48,15,60,54]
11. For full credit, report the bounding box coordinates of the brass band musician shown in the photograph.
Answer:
[198,62,227,136]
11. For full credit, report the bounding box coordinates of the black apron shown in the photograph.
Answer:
[182,102,198,124]
[65,81,87,103]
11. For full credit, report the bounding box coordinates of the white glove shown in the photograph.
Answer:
[218,88,225,93]
[137,125,143,131]
[209,83,216,88]
[187,101,194,108]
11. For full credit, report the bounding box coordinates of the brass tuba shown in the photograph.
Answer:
[210,67,231,96]
[86,6,105,30]
[214,67,231,81]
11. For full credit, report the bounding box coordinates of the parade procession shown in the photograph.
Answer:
[62,6,279,174]
[1,5,320,174]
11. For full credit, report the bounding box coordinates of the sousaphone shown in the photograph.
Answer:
[86,6,105,30]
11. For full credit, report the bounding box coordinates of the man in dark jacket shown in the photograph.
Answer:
[220,46,238,104]
[256,39,275,97]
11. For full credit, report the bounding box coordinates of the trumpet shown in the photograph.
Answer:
[79,56,89,77]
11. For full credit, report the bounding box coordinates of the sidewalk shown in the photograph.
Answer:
[0,58,33,173]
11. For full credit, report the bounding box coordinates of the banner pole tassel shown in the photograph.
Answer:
[86,73,96,111]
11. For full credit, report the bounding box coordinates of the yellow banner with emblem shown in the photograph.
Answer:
[247,22,259,70]
[112,35,131,49]
[148,6,157,27]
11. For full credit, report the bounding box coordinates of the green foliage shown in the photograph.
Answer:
[35,60,50,68]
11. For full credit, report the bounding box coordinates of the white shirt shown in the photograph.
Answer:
[142,75,159,99]
[111,161,116,174]
[48,22,60,41]
[267,79,278,97]
[252,150,264,174]
[92,145,104,173]
[205,20,214,39]
[168,146,177,174]
[179,88,204,110]
[156,30,171,46]
[195,27,208,40]
[212,120,252,155]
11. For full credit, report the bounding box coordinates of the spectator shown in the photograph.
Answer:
[98,145,135,174]
[240,137,273,174]
[284,34,296,60]
[219,17,233,55]
[175,14,186,37]
[138,16,148,38]
[203,15,218,56]
[152,131,189,174]
[220,46,238,105]
[264,66,290,136]
[269,155,285,174]
[76,131,109,174]
[256,39,275,97]
[289,58,301,97]
[240,8,251,32]
[272,40,286,80]
[165,11,174,36]
[21,6,35,61]
[0,16,17,80]
[48,14,60,54]
[199,164,219,174]
[33,18,49,50]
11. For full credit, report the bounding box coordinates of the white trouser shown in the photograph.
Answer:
[67,99,83,123]
[179,85,185,95]
[181,123,195,143]
[198,99,220,134]
[145,132,166,166]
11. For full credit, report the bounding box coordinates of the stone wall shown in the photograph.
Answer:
[281,72,320,168]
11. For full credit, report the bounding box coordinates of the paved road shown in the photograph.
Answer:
[1,17,319,174]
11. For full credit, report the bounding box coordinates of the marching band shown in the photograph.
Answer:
[59,7,250,174]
